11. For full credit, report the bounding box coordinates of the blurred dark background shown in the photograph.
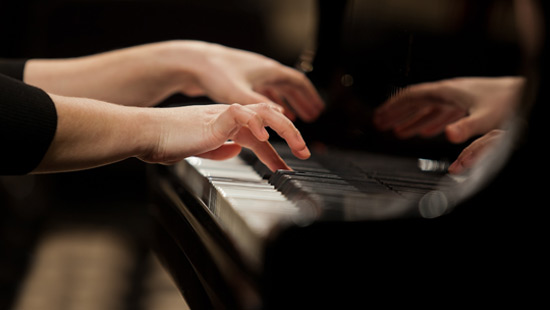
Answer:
[0,0,529,308]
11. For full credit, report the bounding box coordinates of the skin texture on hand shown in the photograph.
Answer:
[137,102,311,171]
[183,42,325,122]
[24,40,325,122]
[23,41,319,174]
[34,96,309,174]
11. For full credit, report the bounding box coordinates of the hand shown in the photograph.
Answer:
[373,77,523,143]
[35,95,309,174]
[448,129,505,174]
[24,41,325,122]
[173,41,325,122]
[138,102,311,171]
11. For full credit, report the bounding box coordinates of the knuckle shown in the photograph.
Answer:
[256,102,272,111]
[227,103,243,116]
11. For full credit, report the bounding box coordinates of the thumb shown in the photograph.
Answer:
[197,142,242,160]
[445,114,488,144]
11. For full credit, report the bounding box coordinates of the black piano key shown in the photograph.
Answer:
[238,142,456,214]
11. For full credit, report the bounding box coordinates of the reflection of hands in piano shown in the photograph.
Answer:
[24,41,324,123]
[448,129,506,174]
[373,77,523,143]
[137,102,311,171]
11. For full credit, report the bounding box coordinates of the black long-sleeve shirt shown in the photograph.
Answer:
[0,60,58,175]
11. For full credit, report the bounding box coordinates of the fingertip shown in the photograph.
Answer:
[445,123,465,143]
[447,161,461,174]
[293,146,311,159]
[301,148,311,159]
[446,116,481,144]
[260,127,270,141]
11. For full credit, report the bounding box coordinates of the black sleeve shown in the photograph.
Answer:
[0,73,58,175]
[0,59,27,81]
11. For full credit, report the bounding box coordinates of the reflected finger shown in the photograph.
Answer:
[280,67,325,111]
[418,108,466,138]
[257,86,297,122]
[277,84,320,122]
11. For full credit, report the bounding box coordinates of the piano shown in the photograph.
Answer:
[148,0,547,308]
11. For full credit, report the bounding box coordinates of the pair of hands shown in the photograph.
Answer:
[374,77,523,174]
[25,41,324,172]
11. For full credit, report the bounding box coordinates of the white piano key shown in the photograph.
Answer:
[182,155,299,268]
[217,187,288,201]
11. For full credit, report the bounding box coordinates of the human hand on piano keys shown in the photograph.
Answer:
[33,96,309,174]
[137,102,311,172]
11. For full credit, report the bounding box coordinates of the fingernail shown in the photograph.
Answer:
[261,128,270,141]
[299,147,311,158]
[448,161,460,174]
[446,124,463,143]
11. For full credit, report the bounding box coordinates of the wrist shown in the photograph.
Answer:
[156,40,223,96]
[130,107,163,162]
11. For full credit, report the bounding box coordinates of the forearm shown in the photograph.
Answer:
[31,94,308,174]
[23,41,208,106]
[33,94,155,173]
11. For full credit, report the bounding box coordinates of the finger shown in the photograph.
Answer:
[374,82,458,130]
[447,150,471,174]
[256,86,297,122]
[232,128,291,171]
[279,67,325,111]
[447,138,483,174]
[445,113,487,144]
[418,108,466,138]
[374,98,427,131]
[447,136,483,173]
[395,105,465,138]
[447,130,504,174]
[393,105,436,138]
[268,67,324,122]
[248,103,311,159]
[276,84,321,122]
[393,103,464,138]
[238,88,274,105]
[197,142,242,160]
[213,103,270,142]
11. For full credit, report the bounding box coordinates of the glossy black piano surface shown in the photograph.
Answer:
[148,1,548,308]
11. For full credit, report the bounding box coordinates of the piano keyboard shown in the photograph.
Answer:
[169,144,456,271]
[182,156,299,238]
